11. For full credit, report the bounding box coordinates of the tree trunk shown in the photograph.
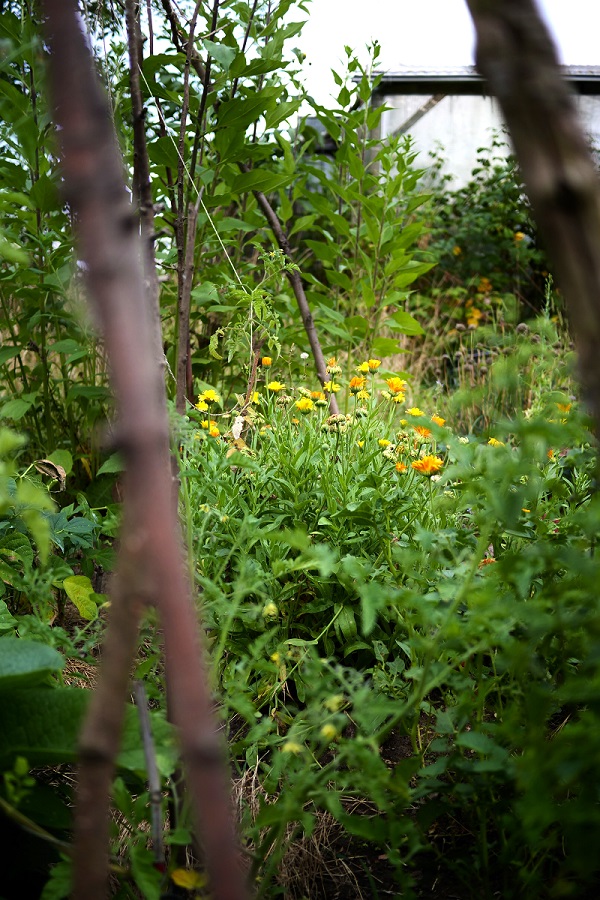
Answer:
[41,2,248,898]
[466,0,600,435]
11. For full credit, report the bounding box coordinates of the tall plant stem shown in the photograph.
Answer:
[242,166,340,414]
[41,2,248,898]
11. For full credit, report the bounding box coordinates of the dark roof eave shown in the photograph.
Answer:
[369,68,600,97]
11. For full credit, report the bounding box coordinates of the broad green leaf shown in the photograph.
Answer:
[202,39,236,71]
[62,575,97,621]
[230,168,292,195]
[48,449,73,476]
[0,397,35,420]
[96,451,125,476]
[371,337,404,357]
[0,599,16,634]
[387,310,425,336]
[130,844,162,900]
[0,637,64,690]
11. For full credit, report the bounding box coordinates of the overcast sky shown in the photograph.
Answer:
[297,0,600,103]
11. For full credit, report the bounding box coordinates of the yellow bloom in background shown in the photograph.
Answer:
[395,461,407,473]
[488,437,505,447]
[311,390,326,401]
[201,388,220,404]
[250,391,261,404]
[320,724,338,741]
[412,454,444,476]
[357,361,370,374]
[391,393,405,404]
[415,425,432,439]
[477,278,492,294]
[386,376,407,394]
[406,407,424,417]
[349,375,366,394]
[171,869,207,890]
[282,741,303,754]
[378,439,392,448]
[514,231,525,242]
[556,402,571,413]
[431,415,446,426]
[368,359,381,370]
[261,356,272,367]
[262,602,278,617]
[467,307,483,327]
[209,424,220,438]
[295,397,314,413]
[452,245,462,256]
[200,419,218,429]
[327,356,337,367]
[357,440,365,449]
[195,399,209,412]
[324,380,341,393]
[267,381,286,392]
[356,389,370,401]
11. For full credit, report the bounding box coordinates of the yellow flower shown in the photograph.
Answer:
[250,391,261,404]
[414,425,432,439]
[349,375,366,394]
[386,377,407,395]
[195,399,209,412]
[324,380,341,393]
[368,359,381,371]
[324,694,344,712]
[327,356,337,367]
[356,389,370,401]
[522,508,531,513]
[488,437,505,447]
[357,361,370,374]
[200,419,218,430]
[378,439,392,448]
[357,440,364,449]
[556,402,571,413]
[395,462,407,473]
[452,245,462,256]
[261,356,272,367]
[412,454,444,476]
[514,231,525,242]
[171,869,207,890]
[201,388,220,404]
[479,557,496,567]
[320,724,338,741]
[295,397,314,413]
[262,602,278,617]
[270,651,281,664]
[208,424,220,438]
[406,407,424,417]
[431,415,446,426]
[267,381,286,392]
[310,390,326,401]
[291,417,300,425]
[391,393,405,404]
[282,741,303,754]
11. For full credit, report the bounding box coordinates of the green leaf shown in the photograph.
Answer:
[0,637,64,691]
[371,337,404,357]
[62,575,97,621]
[48,449,73,476]
[0,599,17,634]
[0,397,35,420]
[96,452,125,476]
[129,844,162,900]
[202,39,236,72]
[40,859,72,900]
[230,168,292,195]
[387,310,425,336]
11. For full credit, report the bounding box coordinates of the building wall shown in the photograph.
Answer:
[380,94,600,187]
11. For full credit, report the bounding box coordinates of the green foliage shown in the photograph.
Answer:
[175,346,600,896]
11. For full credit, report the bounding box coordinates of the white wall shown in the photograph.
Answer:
[380,94,600,187]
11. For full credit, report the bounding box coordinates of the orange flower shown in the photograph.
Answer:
[431,415,446,426]
[395,461,407,473]
[349,375,366,394]
[368,359,381,371]
[411,454,444,476]
[414,425,432,438]
[386,377,407,395]
[261,356,272,367]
